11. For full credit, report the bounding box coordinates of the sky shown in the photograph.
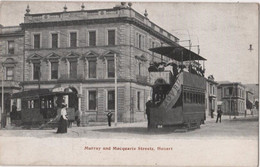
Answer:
[0,1,258,84]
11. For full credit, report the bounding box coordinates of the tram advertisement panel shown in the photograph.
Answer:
[159,74,183,112]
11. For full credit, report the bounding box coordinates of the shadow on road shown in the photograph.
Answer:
[226,116,258,122]
[93,126,190,135]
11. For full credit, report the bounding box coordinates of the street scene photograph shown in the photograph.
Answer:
[0,1,258,166]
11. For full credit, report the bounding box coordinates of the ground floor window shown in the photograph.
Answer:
[137,91,141,110]
[88,91,96,110]
[107,90,115,110]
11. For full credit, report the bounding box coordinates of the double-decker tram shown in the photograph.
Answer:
[10,87,77,127]
[148,46,207,129]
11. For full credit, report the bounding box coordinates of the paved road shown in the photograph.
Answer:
[0,115,258,139]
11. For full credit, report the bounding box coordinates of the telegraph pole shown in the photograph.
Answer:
[114,53,117,126]
[1,66,4,128]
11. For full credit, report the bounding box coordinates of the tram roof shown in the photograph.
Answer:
[11,89,73,99]
[149,46,207,61]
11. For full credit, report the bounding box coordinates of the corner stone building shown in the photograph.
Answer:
[0,25,24,114]
[18,4,179,122]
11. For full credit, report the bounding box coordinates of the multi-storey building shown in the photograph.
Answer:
[217,82,246,115]
[205,75,218,118]
[0,25,24,117]
[245,90,254,110]
[12,3,179,123]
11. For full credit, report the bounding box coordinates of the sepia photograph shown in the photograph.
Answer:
[0,1,259,166]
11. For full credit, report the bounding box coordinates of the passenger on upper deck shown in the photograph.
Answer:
[148,62,159,72]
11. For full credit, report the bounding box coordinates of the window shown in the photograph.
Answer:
[187,93,190,103]
[88,91,96,110]
[136,33,145,49]
[8,41,14,54]
[70,32,77,47]
[138,34,142,48]
[69,61,77,79]
[34,34,40,49]
[108,90,115,110]
[211,99,215,110]
[51,33,58,48]
[108,30,115,45]
[89,31,96,46]
[88,60,96,78]
[184,92,187,103]
[51,62,58,79]
[138,62,142,76]
[33,63,40,80]
[229,87,233,95]
[107,59,115,78]
[6,67,14,80]
[137,92,141,110]
[152,41,155,48]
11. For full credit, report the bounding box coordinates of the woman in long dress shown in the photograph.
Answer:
[57,103,68,133]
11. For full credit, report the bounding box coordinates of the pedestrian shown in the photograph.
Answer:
[11,102,17,123]
[75,110,81,127]
[57,103,68,133]
[216,108,223,123]
[146,96,153,128]
[107,111,112,127]
[244,109,247,117]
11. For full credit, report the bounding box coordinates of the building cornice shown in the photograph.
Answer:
[20,78,152,87]
[0,33,24,38]
[20,17,177,45]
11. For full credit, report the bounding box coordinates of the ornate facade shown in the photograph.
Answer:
[0,3,179,123]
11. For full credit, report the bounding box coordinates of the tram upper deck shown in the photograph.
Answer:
[148,46,207,128]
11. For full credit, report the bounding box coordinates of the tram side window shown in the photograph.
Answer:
[190,93,193,103]
[28,101,31,109]
[187,92,190,103]
[41,99,45,109]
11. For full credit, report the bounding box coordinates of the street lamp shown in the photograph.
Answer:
[114,53,117,126]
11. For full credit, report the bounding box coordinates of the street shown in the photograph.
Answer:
[0,115,258,139]
[0,115,258,166]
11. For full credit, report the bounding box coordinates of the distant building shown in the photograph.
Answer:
[245,84,259,102]
[217,82,246,115]
[246,90,254,110]
[205,75,218,118]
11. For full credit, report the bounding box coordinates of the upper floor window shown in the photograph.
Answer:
[136,32,145,49]
[107,59,115,78]
[6,67,14,80]
[70,32,77,47]
[51,33,58,48]
[34,34,40,49]
[88,60,96,78]
[88,31,96,46]
[33,63,40,80]
[138,62,142,76]
[107,30,115,45]
[51,62,58,79]
[69,61,77,79]
[138,34,142,48]
[107,90,115,110]
[8,41,15,54]
[152,41,155,48]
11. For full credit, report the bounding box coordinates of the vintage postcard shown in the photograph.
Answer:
[0,1,258,166]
